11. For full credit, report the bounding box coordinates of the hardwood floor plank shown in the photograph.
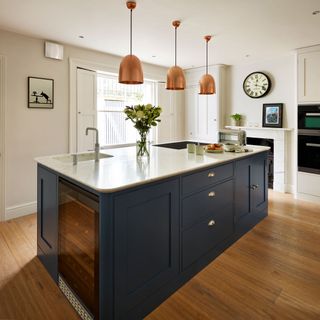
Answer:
[0,191,319,320]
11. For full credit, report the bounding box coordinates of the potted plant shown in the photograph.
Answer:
[230,113,242,126]
[124,104,162,157]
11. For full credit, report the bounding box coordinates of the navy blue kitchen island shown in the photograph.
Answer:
[36,146,268,320]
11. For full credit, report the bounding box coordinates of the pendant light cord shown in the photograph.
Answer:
[175,26,177,66]
[130,9,133,55]
[206,40,208,75]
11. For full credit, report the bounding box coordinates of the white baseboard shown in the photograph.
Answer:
[5,201,37,221]
[285,184,295,194]
[296,192,320,204]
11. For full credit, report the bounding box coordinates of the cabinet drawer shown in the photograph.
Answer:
[182,163,233,196]
[182,179,233,229]
[182,204,234,270]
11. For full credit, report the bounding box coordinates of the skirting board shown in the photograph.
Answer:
[5,201,37,221]
[296,193,320,204]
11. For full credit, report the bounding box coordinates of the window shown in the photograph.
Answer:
[97,73,156,147]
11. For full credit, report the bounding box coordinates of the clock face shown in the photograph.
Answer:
[243,72,271,98]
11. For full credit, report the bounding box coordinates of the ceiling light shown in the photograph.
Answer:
[78,35,84,39]
[166,20,186,90]
[119,1,143,84]
[199,35,216,95]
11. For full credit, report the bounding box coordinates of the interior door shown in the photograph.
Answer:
[77,68,97,152]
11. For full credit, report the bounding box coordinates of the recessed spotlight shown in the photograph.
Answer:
[79,35,84,39]
[152,55,156,58]
[312,10,320,15]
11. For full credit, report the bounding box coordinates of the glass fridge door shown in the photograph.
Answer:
[58,179,99,319]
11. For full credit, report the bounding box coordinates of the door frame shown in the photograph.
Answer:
[0,55,6,221]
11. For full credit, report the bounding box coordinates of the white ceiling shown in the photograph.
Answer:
[0,0,320,68]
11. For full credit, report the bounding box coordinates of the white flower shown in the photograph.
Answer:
[136,111,145,119]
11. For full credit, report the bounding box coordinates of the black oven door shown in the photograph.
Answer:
[298,105,320,130]
[298,133,320,174]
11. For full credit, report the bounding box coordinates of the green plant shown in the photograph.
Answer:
[124,104,162,156]
[230,113,242,121]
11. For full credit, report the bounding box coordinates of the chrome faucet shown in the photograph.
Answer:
[85,127,100,161]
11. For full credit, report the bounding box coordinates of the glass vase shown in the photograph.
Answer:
[136,131,150,158]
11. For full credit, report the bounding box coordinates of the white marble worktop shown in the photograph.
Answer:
[35,145,269,193]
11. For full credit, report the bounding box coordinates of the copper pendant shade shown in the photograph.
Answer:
[166,20,186,90]
[199,35,216,95]
[119,1,143,84]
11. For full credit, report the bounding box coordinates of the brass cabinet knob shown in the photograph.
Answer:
[208,191,216,197]
[208,172,215,178]
[208,220,216,227]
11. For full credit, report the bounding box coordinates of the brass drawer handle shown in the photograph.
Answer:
[208,220,216,227]
[208,191,216,197]
[208,172,215,178]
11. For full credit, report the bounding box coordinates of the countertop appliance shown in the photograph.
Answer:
[298,105,320,174]
[218,129,246,146]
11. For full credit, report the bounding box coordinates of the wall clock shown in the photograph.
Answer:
[243,72,271,98]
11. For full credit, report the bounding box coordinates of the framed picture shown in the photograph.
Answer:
[262,103,283,128]
[28,77,54,109]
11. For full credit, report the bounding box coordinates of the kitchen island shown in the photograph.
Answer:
[35,145,269,320]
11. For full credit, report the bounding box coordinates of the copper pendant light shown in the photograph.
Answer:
[166,20,186,90]
[119,1,143,84]
[199,35,216,95]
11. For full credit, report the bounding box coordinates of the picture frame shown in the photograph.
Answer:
[28,77,54,109]
[262,103,283,128]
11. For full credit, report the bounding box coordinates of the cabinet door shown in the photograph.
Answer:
[234,157,251,220]
[37,165,58,281]
[298,51,320,103]
[185,86,198,139]
[235,153,268,220]
[157,83,185,143]
[250,153,268,214]
[114,179,179,319]
[185,86,218,141]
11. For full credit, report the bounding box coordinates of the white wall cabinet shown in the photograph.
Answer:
[157,83,185,143]
[298,51,320,103]
[185,65,225,142]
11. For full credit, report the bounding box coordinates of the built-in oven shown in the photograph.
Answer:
[298,105,320,131]
[298,131,320,174]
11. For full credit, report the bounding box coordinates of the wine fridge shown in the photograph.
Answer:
[58,179,99,320]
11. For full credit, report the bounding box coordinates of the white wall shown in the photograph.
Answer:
[0,29,169,220]
[225,54,297,191]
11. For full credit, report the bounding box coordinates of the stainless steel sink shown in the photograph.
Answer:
[54,152,113,163]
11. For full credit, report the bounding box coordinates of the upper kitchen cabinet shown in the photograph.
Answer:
[298,49,320,103]
[157,83,185,143]
[185,65,226,142]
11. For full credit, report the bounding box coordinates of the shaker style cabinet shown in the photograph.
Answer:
[298,50,320,103]
[37,150,268,320]
[185,65,226,142]
[234,153,268,234]
[113,179,180,319]
[37,166,59,281]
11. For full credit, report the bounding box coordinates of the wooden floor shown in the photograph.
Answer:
[0,191,320,320]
